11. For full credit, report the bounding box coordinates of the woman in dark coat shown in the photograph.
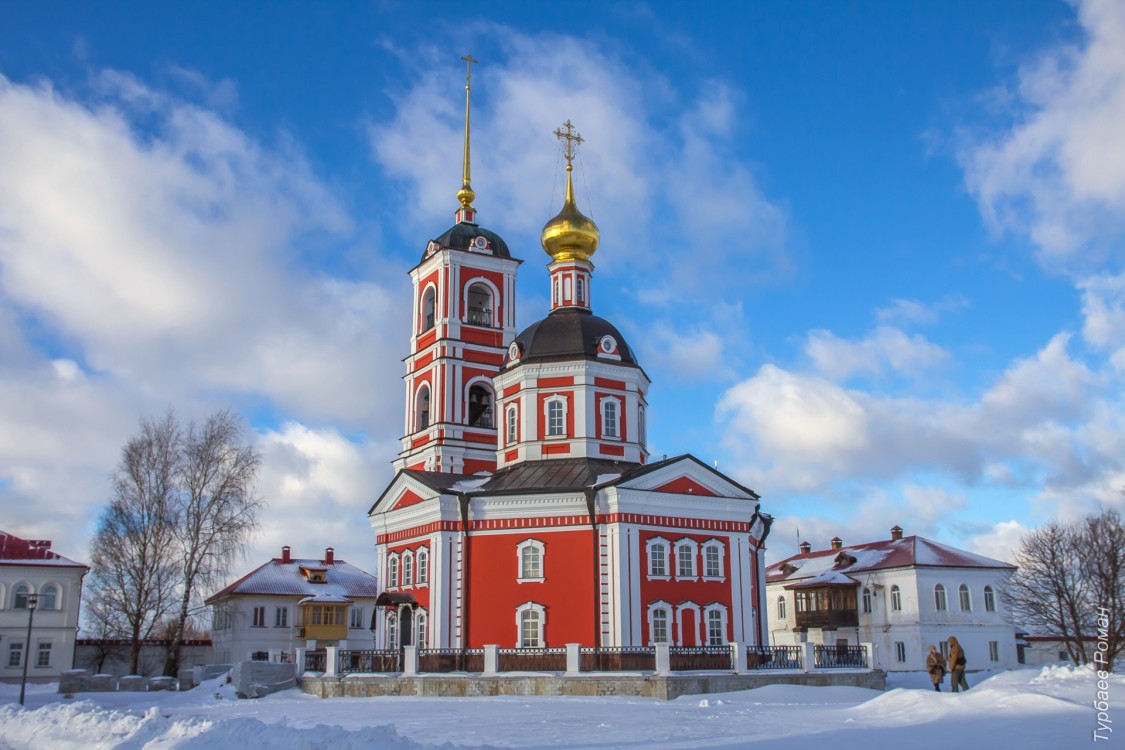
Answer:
[925,645,945,691]
[947,636,970,692]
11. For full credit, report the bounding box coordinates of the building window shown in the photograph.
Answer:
[984,585,996,612]
[675,540,698,580]
[349,606,364,629]
[40,584,59,610]
[421,287,436,332]
[416,385,431,431]
[416,611,428,647]
[777,596,787,620]
[416,547,429,586]
[252,606,266,627]
[388,554,400,588]
[36,642,51,668]
[518,539,544,581]
[890,585,902,612]
[553,278,560,306]
[989,641,999,662]
[959,584,971,612]
[862,587,873,614]
[403,551,414,586]
[274,607,288,628]
[8,643,23,668]
[516,603,545,648]
[940,641,950,660]
[545,397,567,437]
[468,384,493,428]
[649,605,671,644]
[934,584,947,612]
[646,538,670,579]
[466,282,494,327]
[706,607,726,646]
[506,405,518,444]
[895,642,906,663]
[702,541,724,579]
[601,398,619,439]
[386,612,398,649]
[577,277,585,304]
[13,583,31,609]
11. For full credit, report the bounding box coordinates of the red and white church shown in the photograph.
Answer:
[369,90,773,652]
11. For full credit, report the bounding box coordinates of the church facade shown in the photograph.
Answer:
[369,67,771,651]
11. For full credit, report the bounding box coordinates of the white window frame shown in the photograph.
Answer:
[416,610,428,647]
[544,395,567,438]
[13,582,32,609]
[516,602,545,648]
[420,284,437,333]
[466,379,494,429]
[895,641,906,662]
[958,584,971,612]
[777,595,787,620]
[702,540,725,580]
[40,583,60,610]
[890,585,902,612]
[36,641,52,668]
[464,279,498,328]
[252,606,266,628]
[934,584,947,612]
[704,605,727,646]
[646,537,671,580]
[862,587,873,614]
[403,550,414,587]
[600,397,621,440]
[387,553,400,589]
[674,538,699,581]
[274,606,288,628]
[416,384,431,431]
[506,404,518,445]
[989,640,999,662]
[517,539,545,582]
[983,585,996,612]
[8,642,23,668]
[416,547,429,586]
[647,602,672,645]
[385,611,398,649]
[349,605,364,629]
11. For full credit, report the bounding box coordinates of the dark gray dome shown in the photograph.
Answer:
[505,307,639,368]
[424,221,511,261]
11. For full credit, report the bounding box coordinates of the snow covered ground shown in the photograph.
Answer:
[0,666,1118,749]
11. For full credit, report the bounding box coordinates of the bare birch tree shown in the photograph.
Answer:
[1080,509,1124,671]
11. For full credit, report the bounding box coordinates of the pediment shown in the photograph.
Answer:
[612,455,758,501]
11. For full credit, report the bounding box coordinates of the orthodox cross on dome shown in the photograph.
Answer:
[456,53,479,222]
[553,119,584,171]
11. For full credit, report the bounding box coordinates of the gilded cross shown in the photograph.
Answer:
[461,54,478,86]
[553,120,584,167]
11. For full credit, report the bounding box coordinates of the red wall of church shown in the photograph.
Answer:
[637,530,735,645]
[464,528,595,648]
[384,540,431,610]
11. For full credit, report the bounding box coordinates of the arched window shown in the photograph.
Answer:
[649,604,671,644]
[466,282,493,327]
[545,397,567,437]
[13,583,31,609]
[506,405,518,445]
[40,584,59,610]
[862,587,873,614]
[890,585,902,612]
[777,595,787,620]
[468,384,493,428]
[421,287,436,332]
[934,584,947,611]
[518,539,544,581]
[702,541,724,579]
[416,548,429,586]
[516,602,545,648]
[959,584,971,611]
[553,279,560,306]
[984,585,996,612]
[706,607,726,646]
[601,398,619,439]
[415,610,428,647]
[386,611,399,649]
[387,554,400,589]
[416,385,431,431]
[577,276,585,304]
[646,538,669,578]
[675,539,698,580]
[402,551,414,587]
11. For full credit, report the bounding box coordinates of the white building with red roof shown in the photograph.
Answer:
[765,526,1019,672]
[205,546,380,664]
[0,530,88,683]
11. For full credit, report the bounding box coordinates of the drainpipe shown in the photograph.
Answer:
[748,508,774,647]
[458,491,471,649]
[584,487,600,649]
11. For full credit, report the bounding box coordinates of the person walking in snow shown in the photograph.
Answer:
[925,645,945,691]
[947,636,969,692]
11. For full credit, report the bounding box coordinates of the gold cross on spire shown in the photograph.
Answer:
[553,120,584,169]
[457,54,478,214]
[461,54,477,86]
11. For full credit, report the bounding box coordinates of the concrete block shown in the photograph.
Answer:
[119,675,146,692]
[58,669,90,694]
[148,676,176,691]
[90,674,118,692]
[230,660,297,699]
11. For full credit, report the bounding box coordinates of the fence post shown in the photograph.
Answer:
[483,644,498,675]
[268,649,280,663]
[654,643,671,675]
[861,642,874,670]
[802,642,814,673]
[565,643,581,675]
[402,645,418,676]
[730,642,747,674]
[325,646,338,677]
[295,648,306,677]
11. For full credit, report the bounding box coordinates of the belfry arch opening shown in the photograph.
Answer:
[466,283,493,327]
[421,287,436,332]
[468,383,493,429]
[416,385,431,431]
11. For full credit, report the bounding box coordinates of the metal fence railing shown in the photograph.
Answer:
[304,649,327,672]
[496,647,567,672]
[746,645,802,670]
[813,644,868,669]
[669,646,733,671]
[418,648,483,673]
[579,646,656,672]
[338,649,399,674]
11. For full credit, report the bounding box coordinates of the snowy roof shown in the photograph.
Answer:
[766,534,1015,585]
[785,569,860,589]
[205,554,380,603]
[298,594,352,605]
[0,530,87,569]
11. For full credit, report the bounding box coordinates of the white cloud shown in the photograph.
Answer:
[638,324,733,382]
[805,326,950,381]
[964,520,1028,565]
[959,0,1125,262]
[875,295,970,326]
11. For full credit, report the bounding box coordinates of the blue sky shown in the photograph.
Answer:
[1,1,1123,575]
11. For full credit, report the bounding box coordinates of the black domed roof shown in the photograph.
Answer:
[424,221,511,261]
[506,307,639,368]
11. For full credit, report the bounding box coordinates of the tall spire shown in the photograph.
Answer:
[456,53,478,224]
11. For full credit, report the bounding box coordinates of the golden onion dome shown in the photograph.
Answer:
[541,166,599,262]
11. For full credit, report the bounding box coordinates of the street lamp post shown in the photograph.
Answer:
[18,593,39,707]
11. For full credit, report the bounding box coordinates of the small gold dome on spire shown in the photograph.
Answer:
[541,120,598,262]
